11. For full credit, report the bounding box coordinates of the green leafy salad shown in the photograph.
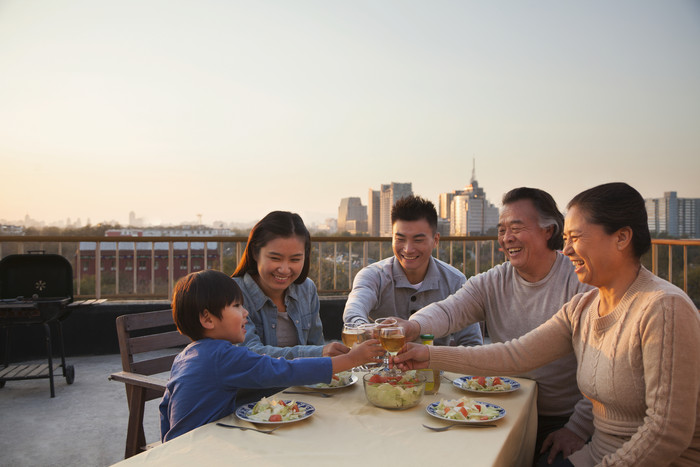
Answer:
[466,376,512,392]
[248,397,305,422]
[364,371,424,409]
[435,396,501,421]
[308,371,354,388]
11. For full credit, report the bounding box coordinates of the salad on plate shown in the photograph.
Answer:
[305,371,357,389]
[238,397,312,423]
[428,396,506,423]
[455,376,520,393]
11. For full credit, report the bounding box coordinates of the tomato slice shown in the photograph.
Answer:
[269,414,282,422]
[459,407,469,418]
[493,377,502,385]
[369,374,386,384]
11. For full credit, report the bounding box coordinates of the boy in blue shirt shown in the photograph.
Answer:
[160,270,383,441]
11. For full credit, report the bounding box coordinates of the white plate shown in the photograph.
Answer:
[303,373,358,390]
[453,376,521,393]
[235,400,315,424]
[426,401,506,424]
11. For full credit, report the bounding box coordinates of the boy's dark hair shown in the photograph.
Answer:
[172,270,244,340]
[232,211,311,284]
[502,187,565,250]
[567,182,651,259]
[390,195,438,232]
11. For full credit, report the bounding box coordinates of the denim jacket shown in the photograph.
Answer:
[235,273,325,359]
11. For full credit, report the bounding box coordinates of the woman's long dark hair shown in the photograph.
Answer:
[232,211,311,284]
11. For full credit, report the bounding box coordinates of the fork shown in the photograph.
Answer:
[282,390,333,398]
[422,423,497,431]
[216,422,280,434]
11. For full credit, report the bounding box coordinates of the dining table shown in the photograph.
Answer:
[113,372,537,467]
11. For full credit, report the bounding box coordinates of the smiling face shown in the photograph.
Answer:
[253,236,306,298]
[203,300,249,344]
[497,199,556,282]
[562,205,620,288]
[392,218,438,284]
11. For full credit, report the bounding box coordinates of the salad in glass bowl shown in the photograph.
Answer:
[363,371,425,410]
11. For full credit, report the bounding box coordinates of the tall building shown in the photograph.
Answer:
[441,161,498,235]
[337,197,368,234]
[367,189,380,236]
[379,182,413,236]
[438,192,454,220]
[646,191,700,237]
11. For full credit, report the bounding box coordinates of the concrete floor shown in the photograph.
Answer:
[0,353,160,467]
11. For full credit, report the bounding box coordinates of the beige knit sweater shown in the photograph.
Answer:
[429,267,700,466]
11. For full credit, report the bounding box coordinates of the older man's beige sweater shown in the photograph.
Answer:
[429,267,700,466]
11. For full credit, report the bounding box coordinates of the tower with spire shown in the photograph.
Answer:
[438,159,498,235]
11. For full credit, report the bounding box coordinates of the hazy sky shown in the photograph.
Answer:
[1,1,699,227]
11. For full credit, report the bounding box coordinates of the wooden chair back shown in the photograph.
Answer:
[110,309,191,459]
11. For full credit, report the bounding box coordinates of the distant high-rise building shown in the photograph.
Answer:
[441,161,498,235]
[338,197,368,233]
[379,182,413,236]
[368,189,380,236]
[646,191,700,237]
[438,192,454,220]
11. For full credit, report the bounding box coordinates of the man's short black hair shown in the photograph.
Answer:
[391,195,438,232]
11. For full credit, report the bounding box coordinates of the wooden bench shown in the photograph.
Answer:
[109,309,190,459]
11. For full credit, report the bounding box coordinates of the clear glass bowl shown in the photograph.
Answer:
[362,372,426,410]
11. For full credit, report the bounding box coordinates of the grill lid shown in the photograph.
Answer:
[0,253,74,302]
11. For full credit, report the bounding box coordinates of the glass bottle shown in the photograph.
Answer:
[419,334,441,395]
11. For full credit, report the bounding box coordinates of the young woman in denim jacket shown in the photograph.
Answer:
[232,211,349,359]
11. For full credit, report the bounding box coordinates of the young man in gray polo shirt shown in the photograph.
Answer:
[342,195,482,347]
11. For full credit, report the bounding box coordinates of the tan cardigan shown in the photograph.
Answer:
[429,267,700,466]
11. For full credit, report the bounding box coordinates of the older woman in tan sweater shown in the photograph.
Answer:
[395,182,700,467]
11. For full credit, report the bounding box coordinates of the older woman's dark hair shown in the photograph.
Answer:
[567,182,651,259]
[391,195,438,233]
[172,270,244,340]
[502,187,564,250]
[232,211,311,284]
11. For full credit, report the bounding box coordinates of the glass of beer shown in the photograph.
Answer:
[379,326,405,374]
[341,322,365,348]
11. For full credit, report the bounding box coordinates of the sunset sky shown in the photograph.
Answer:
[1,0,698,227]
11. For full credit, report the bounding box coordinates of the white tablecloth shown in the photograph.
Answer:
[114,373,537,467]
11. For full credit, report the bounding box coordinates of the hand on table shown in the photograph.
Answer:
[390,342,430,371]
[323,341,350,357]
[540,427,586,463]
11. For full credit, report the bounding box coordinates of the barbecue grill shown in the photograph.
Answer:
[0,252,76,397]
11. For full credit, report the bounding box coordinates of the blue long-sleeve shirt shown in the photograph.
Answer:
[159,338,332,441]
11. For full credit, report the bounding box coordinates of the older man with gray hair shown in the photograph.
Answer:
[397,187,594,466]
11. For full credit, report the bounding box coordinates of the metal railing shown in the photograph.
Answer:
[0,235,500,299]
[1,236,698,306]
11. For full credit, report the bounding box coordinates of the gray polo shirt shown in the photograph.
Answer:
[342,256,482,347]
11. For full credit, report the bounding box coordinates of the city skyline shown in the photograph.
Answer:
[1,1,699,227]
